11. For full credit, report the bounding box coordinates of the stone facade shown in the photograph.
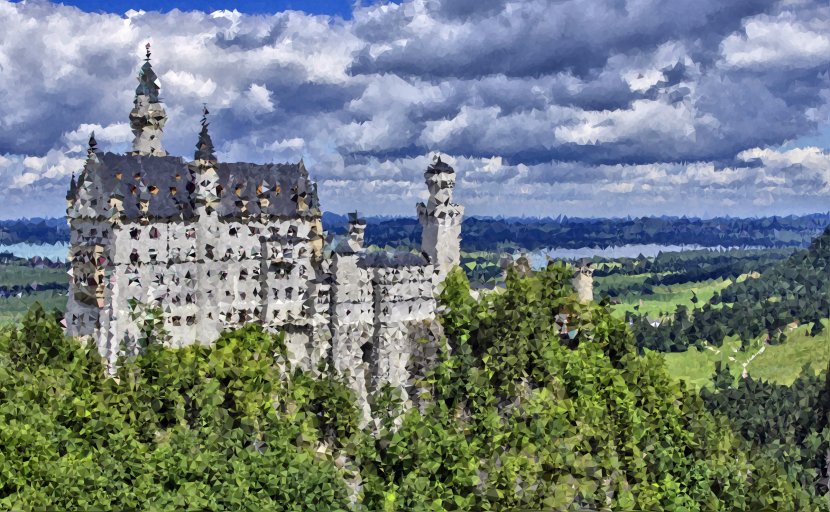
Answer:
[65,49,461,424]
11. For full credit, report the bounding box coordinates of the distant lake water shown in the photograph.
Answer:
[0,242,68,261]
[520,244,762,269]
[0,241,767,266]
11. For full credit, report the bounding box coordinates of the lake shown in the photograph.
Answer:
[0,242,69,261]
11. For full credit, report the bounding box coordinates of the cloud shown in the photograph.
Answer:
[0,0,828,219]
[720,12,830,69]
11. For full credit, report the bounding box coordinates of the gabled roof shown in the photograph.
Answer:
[82,152,316,221]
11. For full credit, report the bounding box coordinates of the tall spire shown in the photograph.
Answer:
[194,104,216,162]
[129,42,167,156]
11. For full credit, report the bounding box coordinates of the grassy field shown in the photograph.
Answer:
[607,277,732,319]
[0,290,67,323]
[658,319,830,388]
[0,265,67,287]
[747,319,830,384]
[0,263,68,323]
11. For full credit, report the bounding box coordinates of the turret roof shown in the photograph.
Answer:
[136,43,161,103]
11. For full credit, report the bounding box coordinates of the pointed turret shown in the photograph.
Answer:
[129,43,167,157]
[191,105,221,215]
[194,104,216,162]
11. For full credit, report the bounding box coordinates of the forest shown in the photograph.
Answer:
[626,226,830,353]
[1,264,828,510]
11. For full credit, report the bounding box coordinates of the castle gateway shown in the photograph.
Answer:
[65,46,463,419]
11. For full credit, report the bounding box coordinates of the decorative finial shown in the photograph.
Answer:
[145,42,151,62]
[201,103,209,126]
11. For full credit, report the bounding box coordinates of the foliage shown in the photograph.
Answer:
[1,263,828,510]
[0,313,355,511]
[701,361,830,501]
[356,265,826,510]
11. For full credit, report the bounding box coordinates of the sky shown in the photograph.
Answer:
[0,0,829,219]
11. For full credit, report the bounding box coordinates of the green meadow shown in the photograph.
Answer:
[656,319,830,388]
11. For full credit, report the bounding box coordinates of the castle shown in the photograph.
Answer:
[65,45,463,420]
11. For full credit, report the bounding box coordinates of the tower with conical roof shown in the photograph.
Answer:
[129,43,167,156]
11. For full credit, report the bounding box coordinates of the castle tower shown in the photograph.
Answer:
[129,43,167,157]
[571,260,594,303]
[190,106,223,343]
[66,134,109,340]
[416,156,464,284]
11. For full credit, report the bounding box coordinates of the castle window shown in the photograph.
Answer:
[286,287,293,300]
[149,186,159,196]
[149,227,160,239]
[229,227,238,236]
[130,249,139,264]
[169,187,177,196]
[240,268,248,279]
[186,316,196,326]
[171,316,181,326]
[361,342,373,365]
[186,229,196,239]
[186,293,194,304]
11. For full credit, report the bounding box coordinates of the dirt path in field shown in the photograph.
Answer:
[741,344,766,378]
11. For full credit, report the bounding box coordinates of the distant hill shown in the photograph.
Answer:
[4,212,829,250]
[324,212,830,251]
[0,218,69,245]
